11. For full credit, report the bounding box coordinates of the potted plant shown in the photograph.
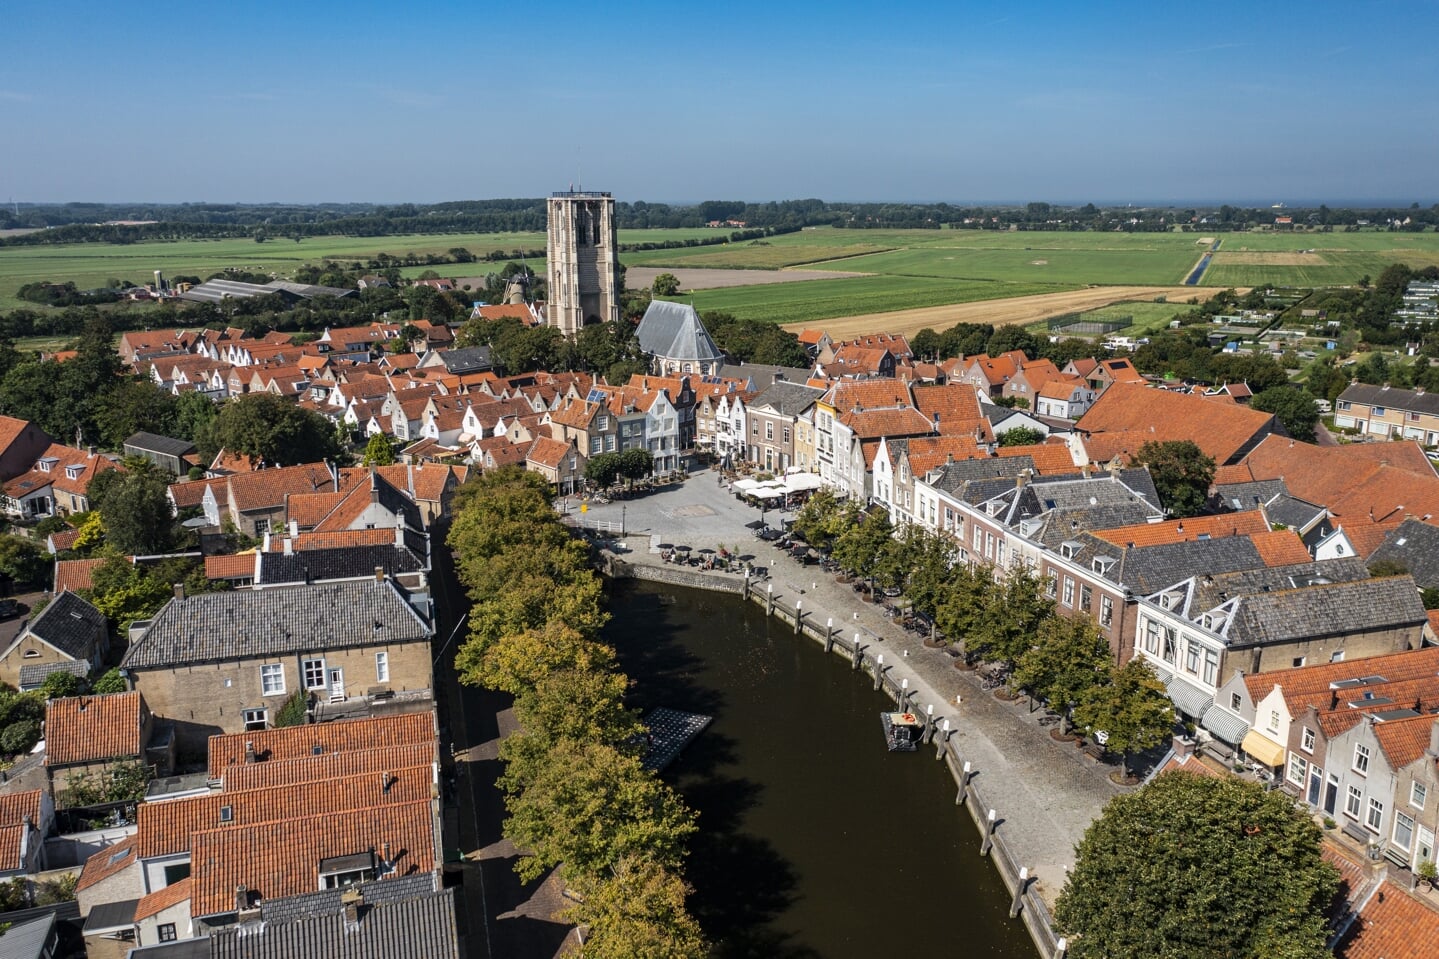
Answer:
[1418,860,1437,890]
[1322,817,1337,831]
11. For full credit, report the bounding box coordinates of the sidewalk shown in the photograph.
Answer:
[578,468,1123,902]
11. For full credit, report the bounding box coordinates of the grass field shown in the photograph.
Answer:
[680,275,1075,326]
[6,224,1439,327]
[1024,299,1187,338]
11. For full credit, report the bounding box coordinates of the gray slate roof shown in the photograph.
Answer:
[1338,383,1439,417]
[123,432,197,458]
[0,913,55,959]
[437,346,492,374]
[209,883,458,959]
[122,579,431,670]
[18,660,89,689]
[1225,575,1427,648]
[258,544,425,585]
[716,362,814,390]
[82,898,138,933]
[1366,518,1439,589]
[1264,493,1326,532]
[637,301,726,364]
[258,873,437,922]
[25,591,106,659]
[1083,535,1268,595]
[1215,478,1289,511]
[748,381,824,417]
[1190,557,1372,610]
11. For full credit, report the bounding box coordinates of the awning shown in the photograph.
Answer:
[784,473,824,492]
[1165,674,1214,719]
[732,478,760,493]
[1200,704,1250,745]
[1241,729,1287,768]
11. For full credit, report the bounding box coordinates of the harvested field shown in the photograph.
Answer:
[786,286,1225,339]
[1216,251,1327,266]
[624,266,865,291]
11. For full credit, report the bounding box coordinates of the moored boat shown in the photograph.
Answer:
[881,711,922,751]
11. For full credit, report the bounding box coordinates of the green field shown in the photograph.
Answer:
[681,276,1075,326]
[6,224,1439,324]
[1026,299,1189,338]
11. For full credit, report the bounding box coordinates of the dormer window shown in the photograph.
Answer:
[36,457,57,473]
[1160,594,1172,609]
[65,465,82,480]
[319,851,378,890]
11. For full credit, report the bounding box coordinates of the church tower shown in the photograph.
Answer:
[546,191,619,335]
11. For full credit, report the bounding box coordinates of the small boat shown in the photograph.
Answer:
[881,711,922,752]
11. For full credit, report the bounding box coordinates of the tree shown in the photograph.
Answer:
[1071,658,1174,778]
[0,534,48,589]
[85,555,173,630]
[457,619,617,696]
[831,508,893,584]
[40,671,83,699]
[91,668,127,694]
[619,447,654,481]
[997,426,1046,447]
[791,489,859,551]
[1251,386,1320,440]
[565,856,708,959]
[1134,440,1215,518]
[967,566,1054,669]
[93,471,177,556]
[1055,773,1337,959]
[585,452,623,489]
[502,740,696,884]
[362,433,397,466]
[273,690,309,727]
[1011,614,1112,732]
[651,273,682,297]
[203,393,342,467]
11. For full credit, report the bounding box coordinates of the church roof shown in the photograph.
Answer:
[636,301,726,365]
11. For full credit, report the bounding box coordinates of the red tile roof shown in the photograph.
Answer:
[263,528,396,552]
[204,553,257,580]
[1372,713,1437,769]
[1244,646,1439,718]
[1246,528,1313,566]
[207,712,435,779]
[994,443,1082,475]
[1239,435,1439,523]
[135,877,191,920]
[76,835,137,891]
[136,764,434,860]
[46,692,145,766]
[1095,510,1270,548]
[1336,880,1439,959]
[0,791,43,830]
[227,463,337,513]
[54,557,106,593]
[220,741,437,793]
[189,799,437,917]
[1078,382,1276,465]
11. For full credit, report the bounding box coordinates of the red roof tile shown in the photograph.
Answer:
[1078,382,1276,465]
[135,876,191,920]
[1244,646,1439,718]
[1336,880,1439,959]
[220,741,437,792]
[76,835,137,891]
[1249,528,1314,567]
[46,692,145,766]
[204,553,257,579]
[1095,510,1270,548]
[54,557,106,593]
[994,443,1082,475]
[207,712,435,779]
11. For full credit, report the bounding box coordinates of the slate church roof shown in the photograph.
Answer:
[636,301,725,365]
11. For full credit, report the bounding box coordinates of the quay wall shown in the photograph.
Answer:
[603,553,1063,958]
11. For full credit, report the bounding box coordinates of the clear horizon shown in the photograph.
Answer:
[4,0,1437,206]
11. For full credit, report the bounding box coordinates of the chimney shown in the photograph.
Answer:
[244,741,257,764]
[382,771,392,795]
[172,582,185,601]
[289,519,299,538]
[1428,718,1439,760]
[1173,736,1193,758]
[375,567,385,583]
[1330,689,1339,711]
[282,536,293,556]
[262,530,272,551]
[235,884,250,913]
[341,886,363,924]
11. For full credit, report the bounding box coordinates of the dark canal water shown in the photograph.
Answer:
[607,580,1037,959]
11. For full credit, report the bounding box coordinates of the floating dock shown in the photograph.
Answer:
[641,707,712,771]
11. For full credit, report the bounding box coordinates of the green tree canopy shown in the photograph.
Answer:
[1134,439,1215,518]
[92,470,178,556]
[200,393,342,468]
[585,451,623,489]
[1055,773,1337,959]
[1011,613,1111,732]
[1072,658,1174,776]
[361,432,397,466]
[997,425,1046,447]
[565,855,708,959]
[1251,385,1320,441]
[651,273,682,297]
[501,740,696,884]
[967,566,1054,668]
[0,534,48,589]
[619,447,654,481]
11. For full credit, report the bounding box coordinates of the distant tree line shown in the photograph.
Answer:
[7,199,1436,245]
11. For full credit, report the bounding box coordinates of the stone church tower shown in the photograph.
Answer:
[546,191,619,335]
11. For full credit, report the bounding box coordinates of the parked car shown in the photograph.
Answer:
[0,599,18,619]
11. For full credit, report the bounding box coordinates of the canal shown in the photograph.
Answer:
[608,579,1037,959]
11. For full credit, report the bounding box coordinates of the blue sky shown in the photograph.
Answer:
[4,1,1437,205]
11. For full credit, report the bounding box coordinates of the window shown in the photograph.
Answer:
[1267,710,1280,734]
[261,663,285,696]
[1330,650,1344,663]
[1395,811,1415,851]
[1366,797,1384,832]
[1353,743,1370,775]
[605,434,616,452]
[1230,692,1242,711]
[1372,407,1386,417]
[1203,649,1218,686]
[1144,620,1159,654]
[253,519,268,536]
[1185,641,1200,675]
[1288,753,1307,785]
[1292,656,1306,668]
[1345,785,1362,819]
[1301,726,1316,754]
[158,924,177,942]
[1061,578,1074,607]
[303,658,327,690]
[765,423,774,440]
[242,708,267,732]
[1413,782,1428,810]
[590,437,601,455]
[1080,585,1092,611]
[1161,628,1176,665]
[375,652,389,683]
[1100,596,1114,627]
[752,422,759,435]
[783,428,791,444]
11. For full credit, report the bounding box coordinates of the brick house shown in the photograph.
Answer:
[121,579,434,755]
[44,692,164,803]
[743,382,824,474]
[1335,383,1439,445]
